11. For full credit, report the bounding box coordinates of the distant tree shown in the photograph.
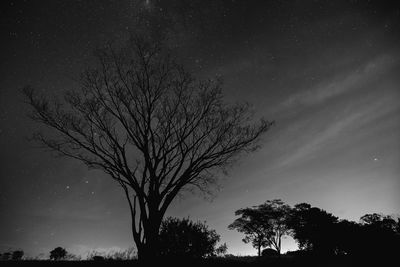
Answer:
[23,34,273,261]
[11,250,24,260]
[215,242,228,256]
[50,247,67,260]
[228,206,270,256]
[287,203,339,255]
[159,217,225,259]
[1,252,11,261]
[229,199,291,256]
[257,199,291,254]
[360,213,399,232]
[358,213,400,255]
[360,213,383,225]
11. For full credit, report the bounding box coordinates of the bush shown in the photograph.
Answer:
[12,250,24,260]
[50,247,67,260]
[261,248,279,257]
[159,217,226,259]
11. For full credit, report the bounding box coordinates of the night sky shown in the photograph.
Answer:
[1,0,400,258]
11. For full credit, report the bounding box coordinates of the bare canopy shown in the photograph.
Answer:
[23,35,274,260]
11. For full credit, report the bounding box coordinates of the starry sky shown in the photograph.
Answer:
[1,0,400,258]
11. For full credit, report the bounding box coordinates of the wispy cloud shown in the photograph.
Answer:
[279,54,398,110]
[275,92,399,169]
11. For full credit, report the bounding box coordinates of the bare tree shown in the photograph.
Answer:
[23,35,274,261]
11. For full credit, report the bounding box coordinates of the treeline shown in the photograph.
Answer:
[1,200,398,261]
[229,199,400,257]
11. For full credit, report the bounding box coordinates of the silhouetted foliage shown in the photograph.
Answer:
[333,219,362,255]
[257,199,291,254]
[287,203,339,255]
[261,248,279,257]
[159,217,226,259]
[0,250,24,261]
[11,250,24,260]
[23,33,273,261]
[228,206,270,256]
[214,242,228,256]
[357,213,400,255]
[229,199,291,256]
[49,247,67,260]
[360,213,399,232]
[0,252,11,261]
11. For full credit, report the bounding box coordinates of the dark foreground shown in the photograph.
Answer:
[1,256,392,267]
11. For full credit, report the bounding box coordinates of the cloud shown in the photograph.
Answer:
[275,90,399,169]
[279,54,399,110]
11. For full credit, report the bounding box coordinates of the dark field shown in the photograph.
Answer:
[1,256,390,267]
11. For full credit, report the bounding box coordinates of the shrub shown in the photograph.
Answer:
[261,248,279,257]
[50,247,67,260]
[159,217,226,259]
[12,250,24,260]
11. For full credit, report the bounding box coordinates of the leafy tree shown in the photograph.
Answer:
[229,206,269,256]
[50,247,67,260]
[23,35,273,261]
[257,199,291,254]
[360,213,399,232]
[229,199,291,256]
[159,217,225,259]
[287,203,339,255]
[358,213,400,255]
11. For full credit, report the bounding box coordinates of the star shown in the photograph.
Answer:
[66,185,70,189]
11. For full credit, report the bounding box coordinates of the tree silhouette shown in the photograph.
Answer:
[50,247,67,260]
[229,199,291,256]
[360,213,399,232]
[11,250,24,260]
[287,203,339,255]
[23,35,273,261]
[228,206,271,256]
[257,199,291,254]
[1,252,11,261]
[358,213,400,255]
[159,217,225,259]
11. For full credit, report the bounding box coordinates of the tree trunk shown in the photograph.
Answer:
[136,213,163,262]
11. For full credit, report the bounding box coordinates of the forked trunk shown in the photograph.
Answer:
[135,214,163,262]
